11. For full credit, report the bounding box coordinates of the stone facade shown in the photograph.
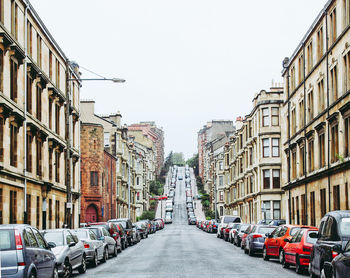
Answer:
[0,0,80,228]
[281,0,350,227]
[224,87,284,223]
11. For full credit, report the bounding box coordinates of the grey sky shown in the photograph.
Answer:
[30,0,326,159]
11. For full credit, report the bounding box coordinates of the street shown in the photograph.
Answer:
[77,167,302,278]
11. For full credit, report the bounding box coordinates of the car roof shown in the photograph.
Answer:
[326,210,350,220]
[0,224,30,229]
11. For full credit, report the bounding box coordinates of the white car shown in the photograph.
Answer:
[217,215,242,238]
[165,212,172,224]
[165,203,173,212]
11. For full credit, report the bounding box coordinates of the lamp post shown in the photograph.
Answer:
[65,64,125,228]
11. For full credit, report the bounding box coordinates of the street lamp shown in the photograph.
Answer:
[68,77,126,83]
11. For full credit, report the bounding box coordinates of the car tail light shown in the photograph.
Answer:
[332,251,338,259]
[303,246,312,252]
[14,229,23,250]
[84,244,90,249]
[17,262,26,266]
[213,225,216,228]
[253,234,262,239]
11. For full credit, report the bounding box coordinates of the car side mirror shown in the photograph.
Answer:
[48,242,56,249]
[309,232,319,239]
[284,238,290,243]
[265,233,271,238]
[68,242,76,248]
[99,236,105,241]
[333,244,343,254]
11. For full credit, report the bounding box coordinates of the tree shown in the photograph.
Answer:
[140,210,155,220]
[172,152,185,165]
[186,153,199,176]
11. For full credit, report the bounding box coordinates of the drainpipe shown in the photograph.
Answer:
[325,11,331,213]
[23,0,30,225]
[303,44,307,225]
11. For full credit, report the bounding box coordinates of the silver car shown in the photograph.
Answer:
[88,226,118,257]
[42,229,86,278]
[73,229,107,267]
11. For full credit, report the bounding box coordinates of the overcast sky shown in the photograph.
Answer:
[30,0,326,159]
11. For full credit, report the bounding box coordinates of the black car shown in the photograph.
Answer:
[309,210,350,278]
[325,240,350,278]
[109,219,135,246]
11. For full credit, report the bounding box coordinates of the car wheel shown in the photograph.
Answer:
[29,271,36,278]
[279,249,285,264]
[52,267,59,278]
[78,255,87,274]
[281,251,289,269]
[91,251,98,267]
[63,260,72,278]
[296,256,303,274]
[248,247,254,257]
[244,247,248,254]
[146,233,148,238]
[112,245,118,257]
[101,248,108,263]
[230,237,233,244]
[320,268,328,278]
[263,247,269,261]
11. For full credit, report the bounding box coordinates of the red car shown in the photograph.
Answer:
[241,225,254,250]
[263,225,313,263]
[89,222,122,251]
[282,228,318,273]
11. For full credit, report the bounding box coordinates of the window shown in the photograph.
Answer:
[55,200,60,228]
[272,138,279,157]
[333,185,340,210]
[307,41,313,72]
[11,0,17,39]
[292,149,297,180]
[320,188,327,217]
[319,133,326,167]
[291,108,296,135]
[26,133,32,172]
[263,170,270,189]
[27,21,32,56]
[272,170,280,189]
[263,139,270,157]
[27,75,33,114]
[104,132,110,147]
[249,147,253,165]
[331,123,339,163]
[10,190,17,223]
[32,228,46,249]
[36,196,40,228]
[301,194,306,225]
[291,197,295,224]
[25,228,38,247]
[49,51,53,79]
[299,145,305,176]
[308,91,314,122]
[10,59,18,102]
[271,107,279,126]
[55,59,60,88]
[49,199,52,229]
[344,0,350,27]
[296,196,300,224]
[310,191,316,226]
[36,85,42,121]
[263,201,271,219]
[37,34,41,67]
[345,117,350,157]
[0,49,3,92]
[10,123,18,167]
[220,191,224,201]
[49,148,53,180]
[55,104,60,135]
[55,151,60,183]
[273,201,280,220]
[317,27,324,60]
[36,138,42,176]
[318,79,325,113]
[330,8,337,44]
[291,66,296,91]
[346,183,349,210]
[219,176,223,187]
[262,108,269,127]
[330,65,338,103]
[0,117,3,162]
[49,98,53,129]
[0,188,2,224]
[298,54,304,84]
[91,171,98,186]
[344,52,350,92]
[0,0,3,23]
[308,138,314,172]
[299,100,304,129]
[26,194,31,225]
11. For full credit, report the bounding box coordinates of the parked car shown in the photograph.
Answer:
[138,220,151,234]
[269,219,287,226]
[42,229,86,277]
[154,218,165,229]
[88,222,122,252]
[244,225,277,256]
[165,212,173,224]
[325,240,350,278]
[228,223,241,243]
[73,229,107,266]
[217,215,242,238]
[207,220,218,233]
[109,218,135,246]
[282,228,318,273]
[0,224,58,278]
[165,203,173,212]
[186,202,193,210]
[223,223,238,241]
[233,223,250,247]
[257,219,273,225]
[132,225,141,243]
[135,222,148,239]
[263,225,312,263]
[309,211,350,278]
[88,226,119,257]
[188,216,196,225]
[178,175,183,180]
[241,225,254,250]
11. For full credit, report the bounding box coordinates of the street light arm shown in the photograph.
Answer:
[68,78,126,83]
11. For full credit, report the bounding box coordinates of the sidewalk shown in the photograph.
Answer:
[155,170,171,219]
[190,168,206,220]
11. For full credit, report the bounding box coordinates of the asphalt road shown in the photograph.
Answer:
[76,167,303,278]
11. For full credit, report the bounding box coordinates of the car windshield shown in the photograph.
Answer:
[306,231,318,244]
[224,217,239,223]
[0,229,15,251]
[258,227,276,234]
[290,227,300,236]
[43,231,64,246]
[239,224,249,232]
[339,218,350,237]
[89,228,100,237]
[74,230,89,240]
[116,222,127,229]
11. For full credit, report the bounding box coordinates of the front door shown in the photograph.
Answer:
[86,205,98,223]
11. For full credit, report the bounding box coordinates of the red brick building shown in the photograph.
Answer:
[80,123,116,223]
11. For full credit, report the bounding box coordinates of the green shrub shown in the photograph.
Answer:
[140,210,155,220]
